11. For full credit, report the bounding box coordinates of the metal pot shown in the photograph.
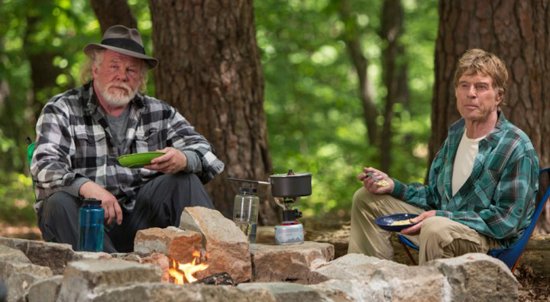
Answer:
[269,172,312,198]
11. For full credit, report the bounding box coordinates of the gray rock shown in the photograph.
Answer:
[134,227,202,263]
[429,253,518,302]
[180,207,252,283]
[0,244,30,264]
[311,253,451,302]
[251,241,334,283]
[92,283,276,302]
[239,282,331,302]
[0,237,75,274]
[57,258,162,302]
[26,275,63,302]
[0,261,53,302]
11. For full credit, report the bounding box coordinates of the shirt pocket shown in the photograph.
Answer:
[134,127,164,152]
[73,125,106,167]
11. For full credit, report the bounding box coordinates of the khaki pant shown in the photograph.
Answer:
[348,187,500,264]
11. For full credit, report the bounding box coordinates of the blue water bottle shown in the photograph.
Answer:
[78,198,104,252]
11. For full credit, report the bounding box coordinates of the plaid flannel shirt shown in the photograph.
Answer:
[392,112,539,247]
[31,82,224,210]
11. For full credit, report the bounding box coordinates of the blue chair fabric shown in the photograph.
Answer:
[398,167,550,272]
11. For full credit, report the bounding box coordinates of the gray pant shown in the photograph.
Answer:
[37,173,213,253]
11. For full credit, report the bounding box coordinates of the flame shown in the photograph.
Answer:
[168,250,208,284]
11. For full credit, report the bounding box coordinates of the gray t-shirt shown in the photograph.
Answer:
[106,107,130,152]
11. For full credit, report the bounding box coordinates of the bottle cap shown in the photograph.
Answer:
[239,185,257,195]
[82,198,101,206]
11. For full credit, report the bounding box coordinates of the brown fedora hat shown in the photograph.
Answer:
[83,25,158,69]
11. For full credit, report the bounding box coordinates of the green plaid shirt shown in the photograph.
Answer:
[392,112,539,247]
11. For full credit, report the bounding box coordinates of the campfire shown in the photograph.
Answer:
[168,250,208,284]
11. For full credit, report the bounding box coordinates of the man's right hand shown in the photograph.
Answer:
[79,181,123,226]
[358,167,394,194]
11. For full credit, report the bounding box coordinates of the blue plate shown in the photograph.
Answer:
[375,213,418,232]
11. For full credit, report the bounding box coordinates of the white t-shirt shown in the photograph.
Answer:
[452,131,486,195]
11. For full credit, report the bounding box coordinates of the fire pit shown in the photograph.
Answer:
[0,206,520,302]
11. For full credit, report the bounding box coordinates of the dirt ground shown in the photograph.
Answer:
[1,221,548,301]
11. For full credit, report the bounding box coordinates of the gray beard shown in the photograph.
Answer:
[97,83,138,107]
[102,89,136,107]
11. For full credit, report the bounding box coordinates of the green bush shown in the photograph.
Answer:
[0,172,36,225]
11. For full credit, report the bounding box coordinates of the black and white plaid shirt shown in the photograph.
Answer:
[31,82,224,210]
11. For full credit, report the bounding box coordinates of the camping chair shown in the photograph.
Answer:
[26,138,35,169]
[398,167,550,272]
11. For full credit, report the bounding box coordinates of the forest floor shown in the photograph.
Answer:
[1,221,549,301]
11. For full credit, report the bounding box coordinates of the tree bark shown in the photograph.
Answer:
[148,0,277,224]
[432,0,550,233]
[90,0,137,31]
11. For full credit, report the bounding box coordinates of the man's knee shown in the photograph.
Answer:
[419,216,481,250]
[40,192,79,218]
[352,187,373,211]
[159,172,202,187]
[419,216,449,239]
[140,172,212,209]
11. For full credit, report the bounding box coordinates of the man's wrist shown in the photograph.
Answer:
[182,150,200,172]
[68,178,90,198]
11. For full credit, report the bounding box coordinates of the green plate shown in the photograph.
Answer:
[117,151,164,168]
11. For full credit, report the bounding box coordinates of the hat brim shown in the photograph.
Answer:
[84,43,158,69]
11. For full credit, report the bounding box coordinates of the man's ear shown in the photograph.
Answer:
[91,64,99,77]
[496,89,504,104]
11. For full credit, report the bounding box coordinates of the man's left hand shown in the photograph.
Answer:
[400,210,437,235]
[145,147,187,174]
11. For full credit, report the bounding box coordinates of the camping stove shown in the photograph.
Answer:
[228,170,312,245]
[270,170,311,245]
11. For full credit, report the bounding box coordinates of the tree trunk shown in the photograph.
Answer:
[338,0,379,147]
[431,0,550,233]
[379,0,408,172]
[148,0,277,224]
[90,0,137,31]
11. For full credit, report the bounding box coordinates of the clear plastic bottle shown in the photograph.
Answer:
[233,186,259,243]
[78,198,104,252]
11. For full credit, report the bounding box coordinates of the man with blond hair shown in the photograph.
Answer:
[348,49,539,264]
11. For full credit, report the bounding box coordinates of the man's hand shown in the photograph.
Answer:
[400,210,437,235]
[358,167,394,194]
[145,147,187,174]
[79,181,123,226]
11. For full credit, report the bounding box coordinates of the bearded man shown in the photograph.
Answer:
[31,25,224,253]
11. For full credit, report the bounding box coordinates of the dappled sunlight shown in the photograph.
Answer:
[412,143,428,158]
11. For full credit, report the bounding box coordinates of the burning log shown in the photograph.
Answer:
[197,272,235,286]
[168,251,208,284]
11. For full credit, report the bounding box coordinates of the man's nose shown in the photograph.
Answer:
[114,68,129,81]
[467,85,477,97]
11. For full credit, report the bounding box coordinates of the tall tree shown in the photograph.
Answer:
[90,0,137,31]
[338,0,409,173]
[148,0,277,223]
[338,0,378,148]
[379,0,409,172]
[431,0,550,232]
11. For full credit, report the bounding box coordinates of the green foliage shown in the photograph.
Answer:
[255,0,437,217]
[0,172,36,225]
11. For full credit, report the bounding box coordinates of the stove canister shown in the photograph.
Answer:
[275,223,304,245]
